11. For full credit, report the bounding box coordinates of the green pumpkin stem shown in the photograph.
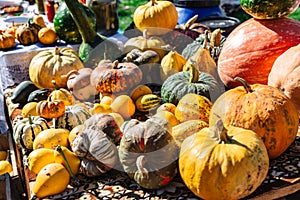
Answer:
[234,77,253,93]
[28,114,33,124]
[53,118,58,129]
[151,0,156,6]
[52,80,58,90]
[55,145,76,178]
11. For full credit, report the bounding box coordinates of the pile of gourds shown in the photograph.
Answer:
[8,0,300,199]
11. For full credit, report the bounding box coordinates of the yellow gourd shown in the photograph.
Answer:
[33,163,70,199]
[0,160,13,175]
[0,151,8,161]
[54,145,81,175]
[33,128,69,150]
[28,148,57,175]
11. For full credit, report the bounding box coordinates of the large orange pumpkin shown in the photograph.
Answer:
[218,17,300,88]
[268,43,300,115]
[209,77,299,159]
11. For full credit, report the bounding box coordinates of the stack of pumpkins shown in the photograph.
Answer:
[8,0,300,199]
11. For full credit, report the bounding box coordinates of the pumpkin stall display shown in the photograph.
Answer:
[29,47,84,89]
[0,31,15,50]
[71,114,122,177]
[217,17,300,88]
[118,117,178,189]
[161,64,222,105]
[90,60,143,94]
[133,0,178,36]
[268,43,300,115]
[12,115,50,150]
[179,120,269,200]
[209,77,299,159]
[16,20,41,45]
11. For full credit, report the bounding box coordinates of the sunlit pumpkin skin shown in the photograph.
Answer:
[209,78,299,159]
[240,0,300,19]
[133,0,178,35]
[161,64,222,105]
[0,31,15,50]
[36,100,66,119]
[90,60,143,94]
[268,43,300,115]
[13,115,50,150]
[118,117,178,189]
[47,80,75,106]
[179,120,269,200]
[29,47,84,89]
[218,17,300,88]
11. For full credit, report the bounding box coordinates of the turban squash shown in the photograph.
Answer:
[209,77,299,159]
[118,117,178,189]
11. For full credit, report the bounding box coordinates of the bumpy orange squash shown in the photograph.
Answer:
[209,77,299,159]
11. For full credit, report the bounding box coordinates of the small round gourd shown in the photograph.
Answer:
[0,32,15,50]
[48,80,75,106]
[36,100,66,119]
[16,20,41,45]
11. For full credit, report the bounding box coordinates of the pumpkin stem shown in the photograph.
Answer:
[215,120,230,144]
[53,118,58,129]
[55,145,76,178]
[183,60,199,83]
[28,114,33,125]
[184,15,198,30]
[142,29,149,39]
[136,155,149,179]
[210,29,223,48]
[234,77,253,93]
[52,80,58,90]
[112,60,119,69]
[151,0,156,6]
[203,30,209,50]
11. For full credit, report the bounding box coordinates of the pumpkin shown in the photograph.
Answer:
[179,120,269,200]
[175,93,212,123]
[22,102,38,118]
[209,77,299,159]
[161,64,222,105]
[16,20,41,45]
[218,17,300,88]
[240,0,300,19]
[47,80,75,106]
[130,84,153,102]
[27,88,51,103]
[66,68,98,101]
[56,104,91,131]
[29,46,84,89]
[33,128,70,150]
[0,31,15,50]
[36,100,66,119]
[13,115,50,150]
[133,0,178,35]
[90,60,143,94]
[124,29,167,60]
[71,118,119,177]
[11,80,39,106]
[268,43,300,115]
[160,50,187,81]
[110,95,136,119]
[38,27,57,45]
[118,117,178,189]
[171,119,208,148]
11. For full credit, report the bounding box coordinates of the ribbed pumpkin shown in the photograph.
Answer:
[29,47,84,89]
[268,43,300,115]
[218,17,300,88]
[0,31,15,50]
[16,20,41,45]
[90,60,143,94]
[209,77,299,159]
[160,50,187,81]
[69,114,122,177]
[135,94,161,112]
[123,29,167,60]
[56,104,91,131]
[47,80,75,106]
[118,117,178,189]
[133,0,178,35]
[13,115,50,150]
[179,120,269,200]
[36,100,66,119]
[161,64,222,105]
